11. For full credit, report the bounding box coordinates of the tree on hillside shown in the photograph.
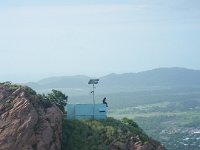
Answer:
[45,89,68,113]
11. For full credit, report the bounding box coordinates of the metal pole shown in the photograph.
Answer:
[93,84,95,119]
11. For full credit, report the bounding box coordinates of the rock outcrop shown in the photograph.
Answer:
[0,83,63,150]
[110,135,166,150]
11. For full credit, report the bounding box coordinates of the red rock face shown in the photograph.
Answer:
[0,85,63,150]
[110,135,166,150]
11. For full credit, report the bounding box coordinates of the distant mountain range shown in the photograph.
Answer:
[27,75,90,89]
[26,67,200,90]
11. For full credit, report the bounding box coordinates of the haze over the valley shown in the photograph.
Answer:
[0,0,200,82]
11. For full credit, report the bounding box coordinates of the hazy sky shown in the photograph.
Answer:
[0,0,200,82]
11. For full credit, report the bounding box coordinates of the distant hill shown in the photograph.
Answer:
[26,67,200,91]
[26,75,90,89]
[100,67,200,87]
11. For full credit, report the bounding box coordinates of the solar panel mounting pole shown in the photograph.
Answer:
[92,84,95,107]
[88,79,99,119]
[92,84,95,119]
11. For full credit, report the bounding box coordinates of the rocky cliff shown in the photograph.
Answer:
[0,83,62,150]
[0,83,166,150]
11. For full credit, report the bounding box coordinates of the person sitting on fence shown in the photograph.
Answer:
[102,97,108,107]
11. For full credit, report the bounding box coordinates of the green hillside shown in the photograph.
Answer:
[61,117,165,150]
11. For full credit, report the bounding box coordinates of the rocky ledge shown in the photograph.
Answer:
[0,83,62,150]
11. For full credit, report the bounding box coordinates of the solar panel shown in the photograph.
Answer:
[88,79,99,84]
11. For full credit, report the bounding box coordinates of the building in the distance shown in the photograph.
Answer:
[67,78,107,120]
[67,103,107,120]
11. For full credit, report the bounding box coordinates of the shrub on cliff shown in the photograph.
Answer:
[39,89,68,113]
[61,117,152,150]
